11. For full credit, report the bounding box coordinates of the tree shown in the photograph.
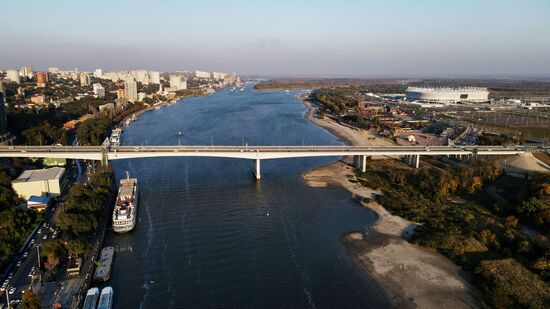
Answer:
[40,240,66,269]
[20,289,42,309]
[66,240,91,258]
[504,216,518,229]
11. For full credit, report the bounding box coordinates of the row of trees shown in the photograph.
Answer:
[310,88,358,115]
[56,167,112,237]
[40,167,113,272]
[358,159,550,308]
[76,116,113,146]
[0,164,43,272]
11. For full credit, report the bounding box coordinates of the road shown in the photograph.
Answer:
[0,144,546,162]
[0,162,82,308]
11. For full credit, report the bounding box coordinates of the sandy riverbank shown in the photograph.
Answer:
[300,94,391,147]
[300,94,480,308]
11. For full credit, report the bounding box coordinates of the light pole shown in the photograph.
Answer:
[5,288,10,309]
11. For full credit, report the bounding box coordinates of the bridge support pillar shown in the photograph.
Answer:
[101,150,109,167]
[411,155,420,169]
[403,155,419,168]
[354,155,367,173]
[360,155,367,172]
[253,159,261,180]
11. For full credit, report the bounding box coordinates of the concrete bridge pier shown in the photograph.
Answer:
[101,149,109,167]
[252,159,261,180]
[355,155,367,173]
[403,155,420,168]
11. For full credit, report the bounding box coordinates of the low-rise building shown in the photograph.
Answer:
[12,167,67,200]
[30,94,46,104]
[99,103,115,113]
[27,195,52,211]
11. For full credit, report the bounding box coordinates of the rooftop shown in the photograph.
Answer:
[406,87,489,93]
[13,167,65,183]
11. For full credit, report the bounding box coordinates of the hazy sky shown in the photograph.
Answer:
[1,0,550,76]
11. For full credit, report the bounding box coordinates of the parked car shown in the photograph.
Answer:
[23,252,28,258]
[8,287,16,294]
[16,261,21,267]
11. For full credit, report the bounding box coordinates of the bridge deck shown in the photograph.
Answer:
[0,145,542,161]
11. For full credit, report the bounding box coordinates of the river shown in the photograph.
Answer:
[107,84,389,308]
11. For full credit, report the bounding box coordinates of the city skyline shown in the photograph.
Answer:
[1,0,550,76]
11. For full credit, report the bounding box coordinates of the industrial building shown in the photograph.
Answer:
[12,167,67,200]
[406,87,489,104]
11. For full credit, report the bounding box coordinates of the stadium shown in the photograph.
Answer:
[406,87,490,104]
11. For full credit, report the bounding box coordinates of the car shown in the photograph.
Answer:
[30,239,35,245]
[43,235,48,240]
[8,287,16,294]
[16,261,21,267]
[9,299,21,305]
[37,228,42,234]
[23,252,28,258]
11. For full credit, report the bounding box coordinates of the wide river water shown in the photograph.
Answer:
[107,84,389,308]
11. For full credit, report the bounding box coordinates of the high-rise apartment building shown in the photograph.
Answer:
[94,69,103,78]
[170,75,187,91]
[194,70,211,79]
[6,70,20,83]
[21,66,33,79]
[150,71,161,84]
[124,81,138,102]
[93,83,105,98]
[80,73,90,86]
[212,72,226,80]
[35,72,49,86]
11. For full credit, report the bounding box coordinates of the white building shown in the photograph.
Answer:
[150,71,161,84]
[48,67,60,74]
[6,69,20,83]
[170,75,187,90]
[12,167,67,200]
[211,72,226,80]
[93,83,105,98]
[80,73,91,86]
[21,66,33,79]
[94,69,104,78]
[138,92,147,102]
[134,70,149,85]
[194,70,211,79]
[124,81,138,102]
[405,87,489,104]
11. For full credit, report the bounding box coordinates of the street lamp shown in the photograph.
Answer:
[5,287,10,309]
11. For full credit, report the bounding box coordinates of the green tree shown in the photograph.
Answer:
[20,289,42,309]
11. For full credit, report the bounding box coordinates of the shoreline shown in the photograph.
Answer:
[299,93,480,308]
[118,92,207,128]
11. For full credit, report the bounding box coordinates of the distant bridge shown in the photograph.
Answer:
[0,145,544,179]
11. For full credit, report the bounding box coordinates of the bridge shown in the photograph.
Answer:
[0,145,544,179]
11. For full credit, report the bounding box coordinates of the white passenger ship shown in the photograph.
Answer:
[97,286,114,309]
[112,172,138,233]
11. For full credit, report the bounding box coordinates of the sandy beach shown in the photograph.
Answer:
[300,94,480,308]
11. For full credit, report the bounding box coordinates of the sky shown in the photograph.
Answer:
[1,0,550,77]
